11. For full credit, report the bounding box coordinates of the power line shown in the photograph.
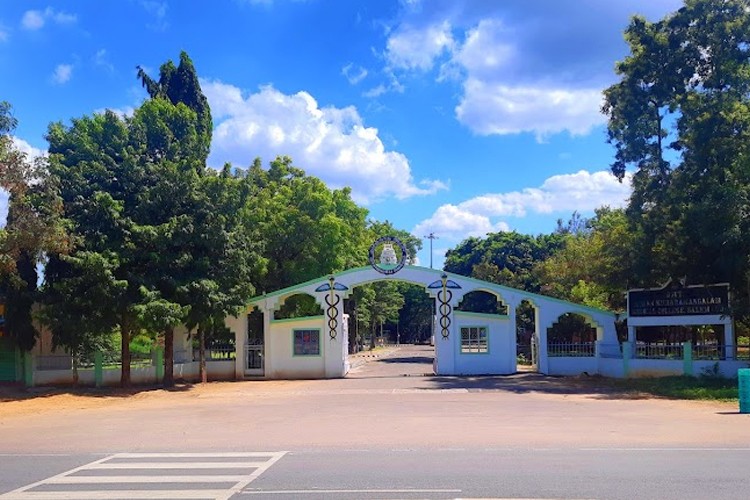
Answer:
[423,232,439,269]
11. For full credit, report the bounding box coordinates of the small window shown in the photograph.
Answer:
[294,329,320,356]
[460,326,488,353]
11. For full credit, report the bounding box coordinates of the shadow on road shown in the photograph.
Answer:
[378,356,433,364]
[0,382,196,403]
[424,373,657,400]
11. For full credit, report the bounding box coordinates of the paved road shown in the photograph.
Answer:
[1,344,749,499]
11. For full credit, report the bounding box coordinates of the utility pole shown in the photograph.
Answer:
[424,232,439,269]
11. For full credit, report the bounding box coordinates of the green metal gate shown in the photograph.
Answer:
[0,336,18,382]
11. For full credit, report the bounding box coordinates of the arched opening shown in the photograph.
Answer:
[245,307,264,375]
[516,300,537,371]
[547,313,597,357]
[345,280,434,377]
[274,293,323,320]
[455,290,507,314]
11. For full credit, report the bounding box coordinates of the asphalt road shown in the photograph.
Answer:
[1,345,749,499]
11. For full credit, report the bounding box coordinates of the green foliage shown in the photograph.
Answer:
[603,0,750,320]
[606,376,738,401]
[444,231,565,292]
[535,208,634,311]
[244,156,370,293]
[1,103,68,348]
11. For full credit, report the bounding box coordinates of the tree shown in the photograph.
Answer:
[535,208,634,311]
[603,0,750,321]
[44,52,220,386]
[1,101,69,351]
[245,156,370,293]
[444,231,564,292]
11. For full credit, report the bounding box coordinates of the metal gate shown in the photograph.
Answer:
[245,326,264,376]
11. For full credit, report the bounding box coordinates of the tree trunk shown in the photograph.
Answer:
[164,326,174,388]
[120,314,131,388]
[199,325,207,384]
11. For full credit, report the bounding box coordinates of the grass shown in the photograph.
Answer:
[604,375,739,401]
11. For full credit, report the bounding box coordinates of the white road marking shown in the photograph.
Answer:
[242,489,462,495]
[0,451,287,500]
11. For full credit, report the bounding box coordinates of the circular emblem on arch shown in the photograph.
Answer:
[368,236,408,275]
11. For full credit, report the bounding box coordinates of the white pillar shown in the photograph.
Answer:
[323,298,346,378]
[627,325,636,344]
[225,312,247,380]
[263,305,273,377]
[508,302,518,373]
[724,318,735,360]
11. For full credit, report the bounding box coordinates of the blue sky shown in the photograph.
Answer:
[1,0,683,268]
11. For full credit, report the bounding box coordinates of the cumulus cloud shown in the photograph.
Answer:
[413,204,510,241]
[202,79,448,203]
[21,7,76,30]
[456,81,605,140]
[385,21,454,71]
[378,1,682,137]
[52,64,73,84]
[413,169,631,245]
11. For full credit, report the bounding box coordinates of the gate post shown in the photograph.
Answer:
[94,351,103,388]
[683,341,693,376]
[23,351,33,387]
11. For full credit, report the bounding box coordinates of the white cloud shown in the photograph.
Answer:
[0,24,9,42]
[385,21,454,71]
[94,106,135,118]
[1,138,47,227]
[413,204,510,241]
[413,169,631,247]
[21,7,76,30]
[456,80,605,140]
[342,63,368,85]
[11,137,47,160]
[94,49,114,73]
[21,10,45,30]
[0,190,7,228]
[52,64,73,84]
[140,1,168,31]
[380,2,682,137]
[202,79,448,203]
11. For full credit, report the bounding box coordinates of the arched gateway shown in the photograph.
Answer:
[225,262,619,379]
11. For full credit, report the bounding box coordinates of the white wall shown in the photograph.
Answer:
[267,316,328,379]
[452,311,515,375]
[547,357,598,376]
[32,360,235,387]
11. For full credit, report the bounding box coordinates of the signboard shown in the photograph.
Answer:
[628,283,729,317]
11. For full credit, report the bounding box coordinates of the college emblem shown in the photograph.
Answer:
[368,236,408,275]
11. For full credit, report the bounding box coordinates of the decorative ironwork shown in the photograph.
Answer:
[318,276,348,340]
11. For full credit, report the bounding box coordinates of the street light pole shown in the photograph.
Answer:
[424,232,439,269]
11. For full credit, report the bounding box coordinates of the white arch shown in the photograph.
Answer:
[229,265,618,378]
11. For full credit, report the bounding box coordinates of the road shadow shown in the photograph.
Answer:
[423,373,656,400]
[378,355,433,364]
[0,381,198,403]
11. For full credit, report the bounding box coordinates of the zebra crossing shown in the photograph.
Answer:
[0,452,287,500]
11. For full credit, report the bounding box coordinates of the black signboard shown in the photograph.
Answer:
[628,283,729,317]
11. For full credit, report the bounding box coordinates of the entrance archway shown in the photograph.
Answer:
[226,265,619,379]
